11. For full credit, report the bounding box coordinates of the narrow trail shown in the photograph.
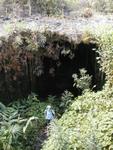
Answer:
[34,127,48,150]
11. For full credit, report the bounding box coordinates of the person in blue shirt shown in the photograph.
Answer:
[44,105,55,125]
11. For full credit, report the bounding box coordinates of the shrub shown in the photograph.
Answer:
[72,68,92,91]
[36,0,69,16]
[0,104,38,150]
[42,87,113,150]
[0,92,63,149]
[91,0,113,13]
[0,93,48,150]
[60,90,74,114]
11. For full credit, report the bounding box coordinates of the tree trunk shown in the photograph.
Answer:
[28,0,32,16]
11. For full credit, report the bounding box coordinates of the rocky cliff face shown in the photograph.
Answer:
[0,15,111,101]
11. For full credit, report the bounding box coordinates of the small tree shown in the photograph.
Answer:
[60,90,74,114]
[72,68,92,91]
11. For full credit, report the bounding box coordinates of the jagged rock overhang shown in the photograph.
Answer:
[0,29,104,101]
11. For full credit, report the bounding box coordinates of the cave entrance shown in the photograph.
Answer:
[35,43,103,98]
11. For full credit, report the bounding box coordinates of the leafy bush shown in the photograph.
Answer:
[90,0,113,13]
[0,92,62,150]
[60,90,74,114]
[0,103,38,150]
[42,87,113,150]
[72,68,92,91]
[13,93,48,147]
[0,93,49,150]
[36,0,60,16]
[91,25,113,87]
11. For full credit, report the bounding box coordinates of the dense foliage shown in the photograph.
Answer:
[0,93,48,150]
[94,26,113,87]
[72,68,92,91]
[42,26,113,149]
[42,87,113,150]
[0,0,113,17]
[0,2,113,149]
[0,0,71,17]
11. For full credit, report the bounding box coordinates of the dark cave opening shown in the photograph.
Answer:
[35,43,103,98]
[0,33,105,103]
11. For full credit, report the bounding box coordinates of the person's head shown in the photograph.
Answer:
[46,105,51,110]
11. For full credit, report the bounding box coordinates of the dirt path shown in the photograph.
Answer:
[34,127,48,150]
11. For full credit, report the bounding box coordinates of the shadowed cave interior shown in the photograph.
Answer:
[35,43,104,98]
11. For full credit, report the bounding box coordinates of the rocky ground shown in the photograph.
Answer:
[0,14,113,42]
[35,127,48,150]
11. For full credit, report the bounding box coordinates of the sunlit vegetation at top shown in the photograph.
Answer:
[0,0,113,18]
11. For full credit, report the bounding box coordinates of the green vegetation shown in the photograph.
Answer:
[42,87,113,150]
[0,0,113,17]
[1,23,113,150]
[60,90,74,114]
[1,22,113,149]
[0,93,48,150]
[72,68,92,91]
[0,1,113,149]
[41,27,113,149]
